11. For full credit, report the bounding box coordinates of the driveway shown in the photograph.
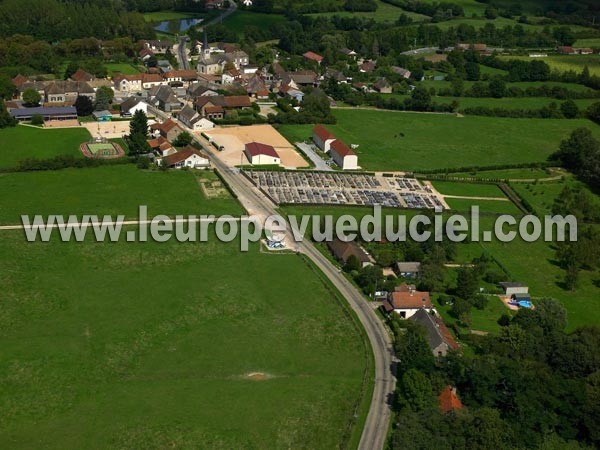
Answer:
[295,142,332,171]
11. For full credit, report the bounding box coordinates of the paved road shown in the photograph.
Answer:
[295,142,332,171]
[177,36,190,70]
[201,0,238,29]
[194,134,396,450]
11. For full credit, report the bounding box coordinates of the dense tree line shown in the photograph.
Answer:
[0,0,154,41]
[553,128,600,190]
[389,297,600,449]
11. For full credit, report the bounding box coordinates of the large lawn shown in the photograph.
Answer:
[499,54,600,77]
[0,165,244,224]
[222,11,286,35]
[307,0,429,22]
[0,232,369,449]
[278,109,600,171]
[388,94,598,111]
[430,180,523,215]
[143,10,200,22]
[0,125,90,169]
[105,63,141,76]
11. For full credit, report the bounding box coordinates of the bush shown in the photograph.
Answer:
[30,114,44,126]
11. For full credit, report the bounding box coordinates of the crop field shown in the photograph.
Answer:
[499,54,600,76]
[0,126,90,169]
[278,109,600,172]
[0,232,369,450]
[0,165,244,224]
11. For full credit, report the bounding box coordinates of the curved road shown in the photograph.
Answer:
[196,136,396,450]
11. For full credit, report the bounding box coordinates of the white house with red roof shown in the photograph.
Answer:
[330,139,358,170]
[244,142,281,166]
[312,125,336,152]
[161,145,211,169]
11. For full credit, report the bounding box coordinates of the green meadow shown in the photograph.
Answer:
[0,165,244,224]
[278,109,600,171]
[222,11,286,36]
[0,126,90,169]
[499,54,600,77]
[0,232,370,450]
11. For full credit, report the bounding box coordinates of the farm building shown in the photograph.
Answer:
[312,125,336,152]
[409,309,459,356]
[327,238,372,268]
[383,283,433,318]
[244,142,281,165]
[500,282,529,297]
[161,145,210,169]
[330,139,358,170]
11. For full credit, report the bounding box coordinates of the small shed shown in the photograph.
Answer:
[93,110,113,122]
[500,282,529,297]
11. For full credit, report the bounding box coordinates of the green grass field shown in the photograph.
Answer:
[436,292,513,335]
[430,181,522,214]
[499,54,600,76]
[419,0,486,16]
[443,197,524,215]
[142,11,200,22]
[223,11,286,35]
[511,175,600,216]
[105,63,141,76]
[0,126,90,169]
[574,38,600,48]
[447,167,553,180]
[278,109,600,171]
[421,79,597,94]
[0,165,244,224]
[478,226,600,332]
[431,181,507,197]
[0,232,369,449]
[307,0,429,22]
[389,94,598,111]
